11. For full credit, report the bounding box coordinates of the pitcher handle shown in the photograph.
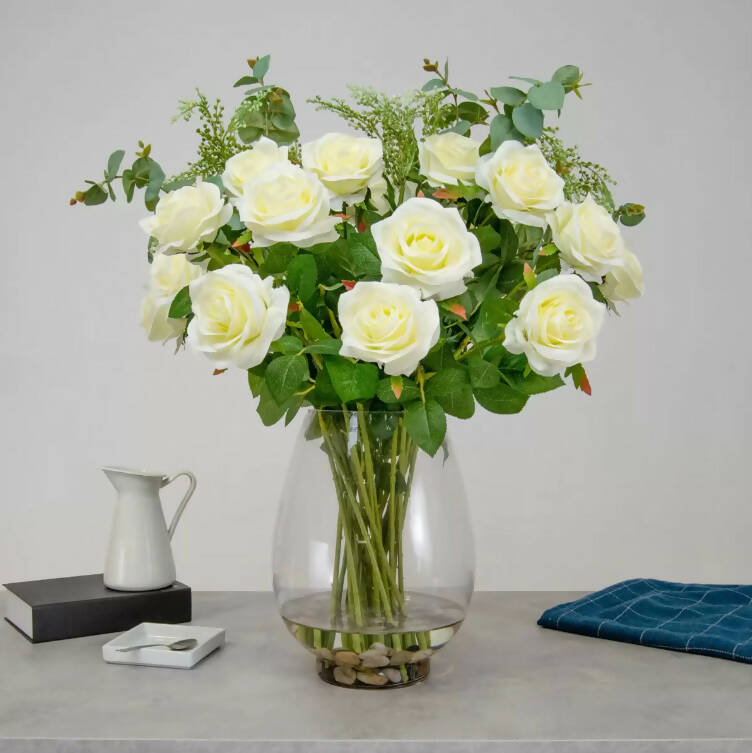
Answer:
[161,471,197,540]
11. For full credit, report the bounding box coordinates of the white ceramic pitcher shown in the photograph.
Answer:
[103,466,196,591]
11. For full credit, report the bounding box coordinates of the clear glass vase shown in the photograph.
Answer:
[273,408,474,688]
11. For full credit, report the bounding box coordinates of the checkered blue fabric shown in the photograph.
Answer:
[537,578,752,664]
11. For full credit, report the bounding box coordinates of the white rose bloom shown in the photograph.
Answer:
[371,197,482,300]
[141,253,203,342]
[139,181,232,254]
[474,140,564,227]
[419,133,480,187]
[548,195,627,282]
[503,274,606,377]
[234,163,340,248]
[187,265,290,369]
[338,282,440,377]
[302,133,384,208]
[141,295,184,342]
[600,249,644,302]
[221,137,289,197]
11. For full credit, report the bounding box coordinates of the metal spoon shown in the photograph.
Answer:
[116,638,198,653]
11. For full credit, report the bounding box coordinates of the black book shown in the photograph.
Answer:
[3,574,191,643]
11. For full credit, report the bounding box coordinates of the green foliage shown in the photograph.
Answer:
[171,90,244,182]
[308,86,432,197]
[537,127,616,210]
[168,286,192,319]
[404,399,446,456]
[72,55,645,453]
[325,356,380,403]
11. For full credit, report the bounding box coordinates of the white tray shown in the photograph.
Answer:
[102,622,225,669]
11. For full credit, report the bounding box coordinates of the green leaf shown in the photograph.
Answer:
[472,226,501,254]
[323,236,381,280]
[247,367,265,398]
[471,296,515,341]
[422,78,445,92]
[253,54,270,81]
[456,101,488,124]
[474,383,528,414]
[443,119,472,135]
[325,356,379,403]
[376,377,420,404]
[511,103,544,139]
[286,253,318,307]
[299,307,332,342]
[620,213,645,227]
[527,81,565,111]
[83,184,107,206]
[552,65,581,88]
[454,89,479,101]
[257,383,288,426]
[144,162,165,211]
[308,366,339,406]
[106,149,125,179]
[270,335,304,355]
[259,243,298,275]
[206,244,237,270]
[303,339,341,355]
[468,356,501,388]
[121,169,135,202]
[425,368,475,419]
[404,400,446,457]
[489,114,522,150]
[490,86,526,106]
[422,342,459,373]
[234,75,258,87]
[266,354,309,404]
[505,371,564,395]
[167,286,192,319]
[509,76,542,85]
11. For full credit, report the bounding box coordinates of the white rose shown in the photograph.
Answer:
[503,274,606,377]
[474,140,564,227]
[234,163,340,248]
[302,133,384,208]
[187,264,290,369]
[139,181,233,254]
[371,197,482,300]
[419,133,480,187]
[338,282,440,376]
[601,249,644,302]
[549,195,627,282]
[141,295,184,342]
[221,137,289,197]
[141,253,203,342]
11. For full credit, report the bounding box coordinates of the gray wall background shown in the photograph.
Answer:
[1,0,750,591]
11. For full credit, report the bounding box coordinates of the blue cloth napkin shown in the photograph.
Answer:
[538,578,752,664]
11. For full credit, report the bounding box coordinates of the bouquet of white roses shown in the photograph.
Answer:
[73,57,645,678]
[73,56,644,455]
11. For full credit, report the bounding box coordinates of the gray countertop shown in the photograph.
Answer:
[1,591,751,753]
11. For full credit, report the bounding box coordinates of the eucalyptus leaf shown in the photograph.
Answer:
[253,54,270,81]
[106,149,125,179]
[511,103,544,139]
[490,86,526,106]
[527,81,565,111]
[552,65,581,88]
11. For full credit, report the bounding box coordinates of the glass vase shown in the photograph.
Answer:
[273,408,474,688]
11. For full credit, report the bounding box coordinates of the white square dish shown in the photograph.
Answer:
[102,622,225,669]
